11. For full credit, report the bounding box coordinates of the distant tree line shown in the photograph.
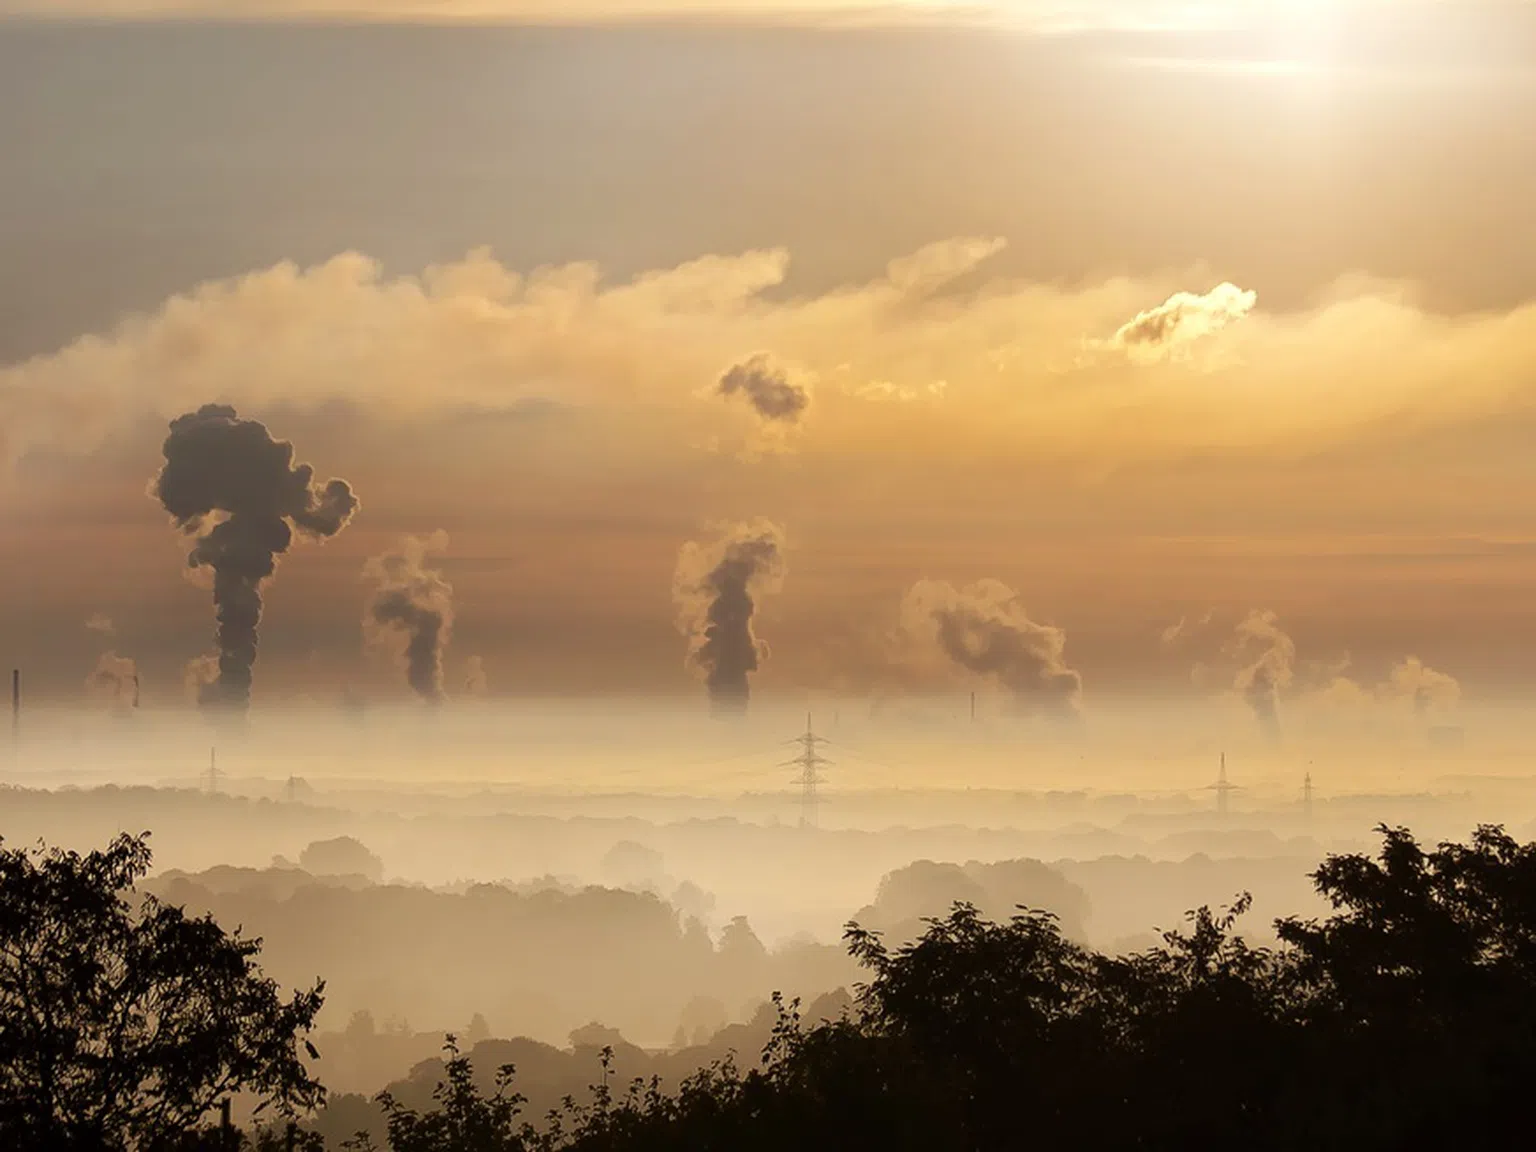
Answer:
[5,824,1536,1149]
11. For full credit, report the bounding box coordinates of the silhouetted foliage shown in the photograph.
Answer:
[509,823,1536,1152]
[342,1037,527,1152]
[15,825,1536,1151]
[0,833,325,1150]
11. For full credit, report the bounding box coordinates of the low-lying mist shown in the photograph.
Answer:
[4,694,1534,1120]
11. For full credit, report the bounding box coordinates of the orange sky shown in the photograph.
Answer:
[1,9,1534,715]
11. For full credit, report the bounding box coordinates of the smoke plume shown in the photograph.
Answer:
[87,652,138,708]
[900,579,1082,717]
[1111,283,1257,360]
[672,521,787,716]
[153,404,359,711]
[362,532,454,704]
[1232,609,1295,744]
[1385,656,1461,717]
[716,354,811,425]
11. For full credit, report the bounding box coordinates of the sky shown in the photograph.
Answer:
[2,4,1536,715]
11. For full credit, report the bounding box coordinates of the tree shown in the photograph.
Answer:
[298,839,383,884]
[0,833,326,1150]
[368,1037,526,1152]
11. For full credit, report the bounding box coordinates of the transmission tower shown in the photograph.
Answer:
[1205,752,1241,816]
[782,712,832,829]
[205,746,222,795]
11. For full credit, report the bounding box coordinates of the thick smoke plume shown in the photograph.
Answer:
[87,652,138,707]
[901,579,1082,717]
[1111,283,1257,360]
[716,354,811,424]
[362,532,454,704]
[153,404,359,711]
[1232,609,1295,745]
[672,521,787,716]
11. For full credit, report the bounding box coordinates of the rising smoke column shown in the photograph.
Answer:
[901,579,1082,717]
[362,532,454,704]
[1386,656,1461,717]
[153,404,359,711]
[1232,609,1295,745]
[87,652,138,707]
[672,521,787,716]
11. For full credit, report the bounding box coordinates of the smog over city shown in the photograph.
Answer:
[4,4,1536,1149]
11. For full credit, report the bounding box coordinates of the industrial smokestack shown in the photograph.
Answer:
[672,521,787,717]
[153,404,359,713]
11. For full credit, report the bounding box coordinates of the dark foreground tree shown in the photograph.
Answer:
[387,823,1536,1152]
[0,833,325,1150]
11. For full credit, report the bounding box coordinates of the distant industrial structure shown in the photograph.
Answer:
[1206,753,1241,816]
[204,747,223,795]
[1303,772,1314,824]
[784,713,831,830]
[10,669,18,746]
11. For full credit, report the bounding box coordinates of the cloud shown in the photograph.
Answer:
[84,613,116,636]
[896,578,1081,717]
[1107,283,1258,362]
[716,354,811,425]
[6,241,1536,472]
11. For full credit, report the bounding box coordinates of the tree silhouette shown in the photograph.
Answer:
[352,1036,526,1152]
[0,833,325,1150]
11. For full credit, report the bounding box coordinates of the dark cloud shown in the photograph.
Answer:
[362,532,454,705]
[153,403,359,712]
[673,520,787,716]
[716,354,811,425]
